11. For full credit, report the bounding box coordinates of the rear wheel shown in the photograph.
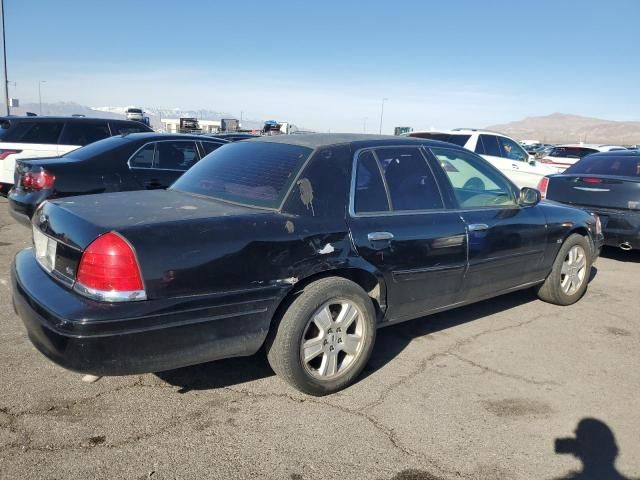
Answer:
[266,277,376,396]
[536,233,591,305]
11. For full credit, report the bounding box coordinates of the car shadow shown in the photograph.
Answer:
[600,246,640,263]
[157,287,545,393]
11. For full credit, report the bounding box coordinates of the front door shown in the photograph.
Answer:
[427,146,548,301]
[347,146,468,323]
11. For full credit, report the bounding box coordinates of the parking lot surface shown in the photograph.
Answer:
[0,196,638,480]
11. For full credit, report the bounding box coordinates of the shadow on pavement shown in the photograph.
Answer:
[552,418,636,480]
[600,246,640,263]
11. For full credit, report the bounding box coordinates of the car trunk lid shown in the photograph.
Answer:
[546,174,640,211]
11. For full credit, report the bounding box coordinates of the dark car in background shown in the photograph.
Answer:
[8,133,227,226]
[0,116,153,194]
[208,133,260,142]
[11,134,602,395]
[539,150,640,251]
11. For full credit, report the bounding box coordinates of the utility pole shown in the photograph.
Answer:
[1,0,9,116]
[38,80,46,115]
[379,98,388,135]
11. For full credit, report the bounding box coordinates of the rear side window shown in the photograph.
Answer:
[375,147,444,211]
[0,121,64,144]
[130,144,155,169]
[201,141,224,156]
[59,122,110,145]
[566,155,640,177]
[156,141,199,171]
[171,142,312,208]
[476,135,502,157]
[354,151,389,213]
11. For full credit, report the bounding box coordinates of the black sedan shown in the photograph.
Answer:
[11,134,602,395]
[539,150,640,251]
[7,132,227,226]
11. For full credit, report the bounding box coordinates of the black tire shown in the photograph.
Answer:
[536,233,592,306]
[266,277,377,396]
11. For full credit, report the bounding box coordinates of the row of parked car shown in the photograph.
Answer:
[1,114,634,396]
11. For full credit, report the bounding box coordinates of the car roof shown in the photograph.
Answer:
[111,132,227,142]
[0,116,144,123]
[244,133,459,150]
[585,149,640,158]
[409,128,508,137]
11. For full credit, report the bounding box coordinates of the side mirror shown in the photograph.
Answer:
[519,187,541,206]
[529,159,536,166]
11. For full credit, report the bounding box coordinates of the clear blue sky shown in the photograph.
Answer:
[4,0,639,132]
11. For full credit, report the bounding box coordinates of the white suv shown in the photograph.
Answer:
[0,116,153,194]
[407,129,557,189]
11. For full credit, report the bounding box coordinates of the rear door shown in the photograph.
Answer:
[428,146,548,301]
[347,146,468,323]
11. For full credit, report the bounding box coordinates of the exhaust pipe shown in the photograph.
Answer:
[619,242,633,251]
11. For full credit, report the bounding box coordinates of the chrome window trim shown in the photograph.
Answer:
[348,145,447,218]
[127,139,200,172]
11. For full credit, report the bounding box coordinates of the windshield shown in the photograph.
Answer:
[171,141,312,208]
[566,154,640,177]
[549,147,598,159]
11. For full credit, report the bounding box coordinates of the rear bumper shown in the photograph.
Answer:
[11,249,281,375]
[587,208,640,251]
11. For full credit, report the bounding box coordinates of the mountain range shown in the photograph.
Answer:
[486,113,640,145]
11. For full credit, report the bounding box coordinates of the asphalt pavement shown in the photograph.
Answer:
[0,196,638,480]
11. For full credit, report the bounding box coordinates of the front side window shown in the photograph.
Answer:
[497,136,528,161]
[130,144,155,169]
[110,121,150,135]
[476,134,502,157]
[431,147,516,208]
[156,141,199,171]
[171,142,312,208]
[60,122,110,146]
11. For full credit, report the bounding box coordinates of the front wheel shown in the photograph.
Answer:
[536,233,592,306]
[266,277,377,396]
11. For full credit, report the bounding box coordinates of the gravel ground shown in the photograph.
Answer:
[0,196,638,480]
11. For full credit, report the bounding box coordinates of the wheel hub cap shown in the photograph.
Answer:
[301,300,365,379]
[560,245,587,295]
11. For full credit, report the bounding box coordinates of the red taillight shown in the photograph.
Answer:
[0,149,22,160]
[537,176,549,199]
[581,177,603,184]
[75,232,146,301]
[22,170,55,190]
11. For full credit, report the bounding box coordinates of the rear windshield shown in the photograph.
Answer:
[61,135,126,160]
[566,155,640,177]
[171,141,312,208]
[548,147,598,159]
[408,133,471,147]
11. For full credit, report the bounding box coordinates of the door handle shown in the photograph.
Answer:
[368,231,394,241]
[468,224,489,232]
[512,163,520,169]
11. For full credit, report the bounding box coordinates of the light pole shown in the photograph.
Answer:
[362,117,368,133]
[378,98,388,135]
[1,0,9,116]
[38,80,46,115]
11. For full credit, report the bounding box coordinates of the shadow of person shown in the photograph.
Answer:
[553,418,634,480]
